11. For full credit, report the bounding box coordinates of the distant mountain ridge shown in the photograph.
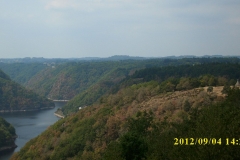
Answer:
[1,54,239,63]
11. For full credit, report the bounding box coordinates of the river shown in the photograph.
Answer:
[0,102,66,160]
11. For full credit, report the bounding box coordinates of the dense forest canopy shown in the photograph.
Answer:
[62,62,240,114]
[0,117,16,150]
[10,84,240,159]
[104,88,240,160]
[117,62,240,90]
[0,69,54,111]
[0,63,46,85]
[0,69,10,81]
[1,57,240,101]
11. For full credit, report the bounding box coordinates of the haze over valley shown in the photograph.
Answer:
[1,0,240,159]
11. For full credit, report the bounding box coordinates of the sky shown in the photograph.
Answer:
[0,0,240,58]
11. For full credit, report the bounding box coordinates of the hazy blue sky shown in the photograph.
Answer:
[1,0,240,58]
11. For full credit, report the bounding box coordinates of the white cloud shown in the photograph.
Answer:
[45,0,78,10]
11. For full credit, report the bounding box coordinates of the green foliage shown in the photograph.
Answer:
[0,69,11,81]
[103,141,123,160]
[183,100,191,112]
[10,83,240,160]
[120,111,153,160]
[24,61,145,100]
[105,88,240,159]
[64,62,240,115]
[130,63,240,86]
[63,80,159,115]
[0,69,54,111]
[127,111,154,136]
[120,132,148,160]
[222,84,231,94]
[0,63,46,84]
[225,87,240,106]
[2,59,240,115]
[0,117,16,148]
[207,86,213,92]
[7,58,240,159]
[104,111,153,160]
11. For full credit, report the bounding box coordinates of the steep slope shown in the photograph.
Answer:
[9,59,240,159]
[62,62,240,115]
[104,88,240,160]
[20,58,240,100]
[0,69,54,112]
[0,63,47,85]
[118,63,240,89]
[25,61,136,100]
[0,69,11,81]
[0,117,17,153]
[10,78,229,160]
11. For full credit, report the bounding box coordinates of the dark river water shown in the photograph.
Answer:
[0,102,66,160]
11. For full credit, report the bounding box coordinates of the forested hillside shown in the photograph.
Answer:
[62,62,240,114]
[0,69,54,112]
[24,61,135,100]
[10,81,240,159]
[0,117,17,152]
[9,58,240,159]
[0,63,47,85]
[104,88,240,160]
[1,57,239,101]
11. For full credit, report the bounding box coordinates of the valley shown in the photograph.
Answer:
[0,102,66,160]
[2,1,240,159]
[0,57,240,159]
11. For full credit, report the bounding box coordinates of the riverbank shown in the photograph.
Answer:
[0,102,65,160]
[0,145,17,153]
[0,136,17,153]
[54,112,65,118]
[54,108,65,118]
[53,100,69,102]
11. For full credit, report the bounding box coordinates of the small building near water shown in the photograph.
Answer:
[79,106,88,110]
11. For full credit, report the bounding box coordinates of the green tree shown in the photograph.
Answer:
[183,100,191,112]
[109,111,154,160]
[222,85,231,94]
[207,86,213,92]
[120,132,148,160]
[176,77,193,91]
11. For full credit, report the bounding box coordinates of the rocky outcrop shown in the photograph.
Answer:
[0,141,17,153]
